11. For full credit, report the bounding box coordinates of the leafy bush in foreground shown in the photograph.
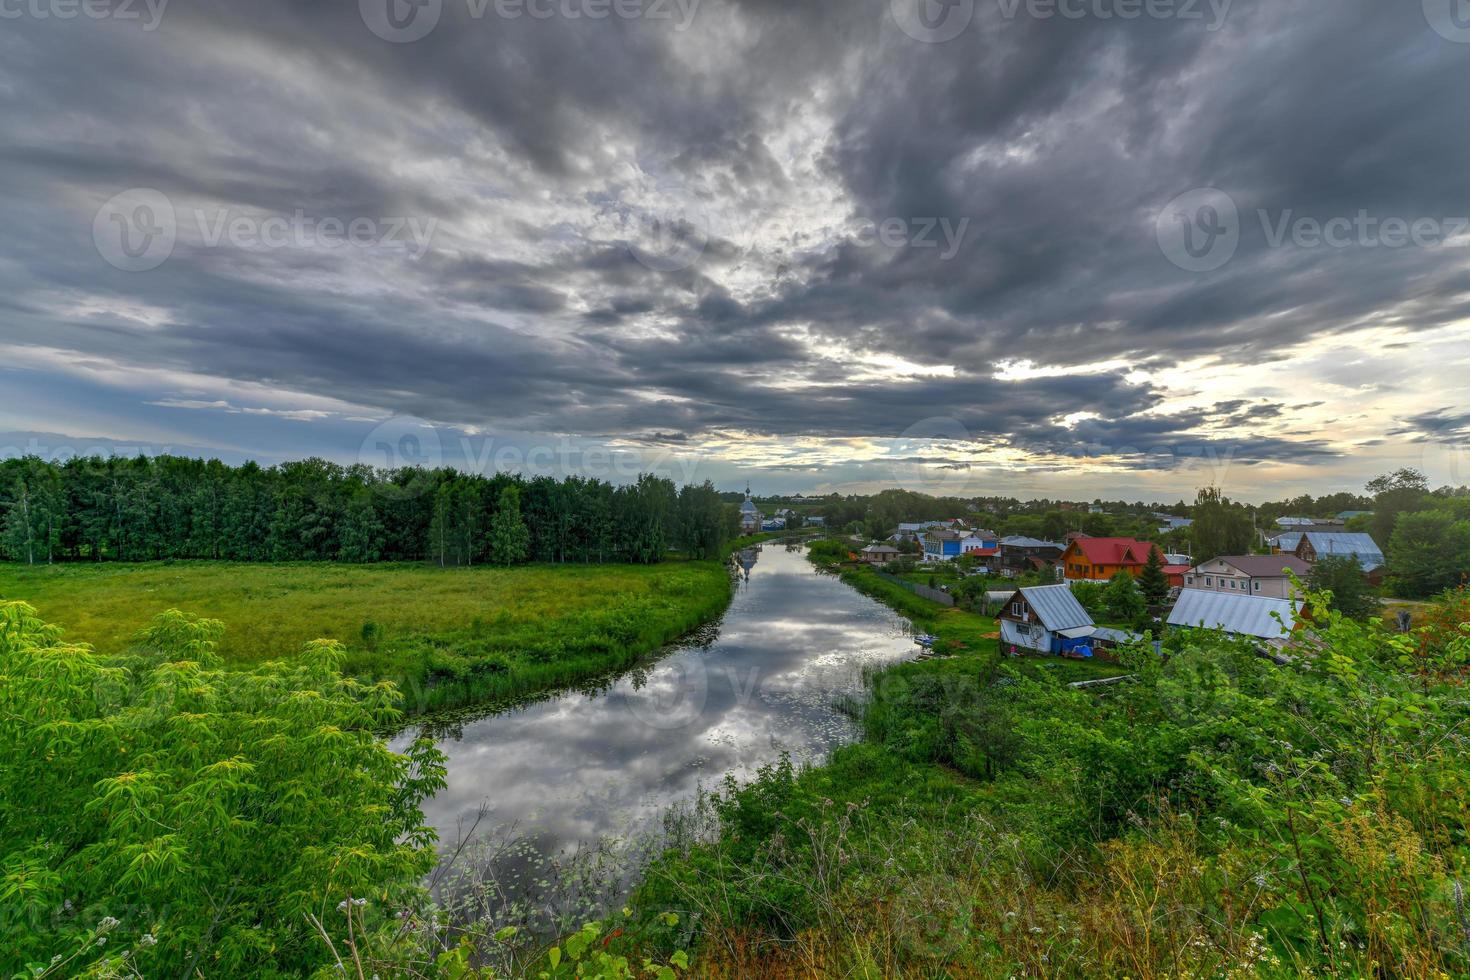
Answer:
[0,601,446,977]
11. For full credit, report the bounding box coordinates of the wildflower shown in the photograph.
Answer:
[99,917,120,931]
[139,934,157,947]
[1252,873,1268,888]
[96,937,107,947]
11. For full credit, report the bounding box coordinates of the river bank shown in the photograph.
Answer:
[0,557,736,715]
[391,538,917,951]
[614,551,1470,977]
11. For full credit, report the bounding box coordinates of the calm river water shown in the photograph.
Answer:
[391,541,914,922]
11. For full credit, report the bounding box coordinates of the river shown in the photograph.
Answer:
[391,540,915,928]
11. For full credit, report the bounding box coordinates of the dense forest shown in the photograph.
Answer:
[0,455,733,567]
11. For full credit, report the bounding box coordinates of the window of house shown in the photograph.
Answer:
[1186,575,1194,585]
[1010,602,1024,617]
[1254,581,1261,591]
[1204,576,1211,586]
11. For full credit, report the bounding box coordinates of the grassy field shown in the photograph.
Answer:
[0,559,732,714]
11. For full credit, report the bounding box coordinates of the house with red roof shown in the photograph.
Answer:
[1061,536,1170,583]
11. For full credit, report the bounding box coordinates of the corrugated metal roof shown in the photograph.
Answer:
[1302,532,1385,570]
[1019,584,1094,632]
[1000,535,1065,549]
[1168,589,1299,640]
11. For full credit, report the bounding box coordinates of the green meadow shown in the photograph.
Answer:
[0,559,732,713]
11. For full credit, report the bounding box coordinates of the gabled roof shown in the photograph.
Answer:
[1000,535,1065,550]
[861,543,900,554]
[1015,584,1094,632]
[1197,555,1313,578]
[1066,537,1159,566]
[1300,532,1385,571]
[1168,589,1299,641]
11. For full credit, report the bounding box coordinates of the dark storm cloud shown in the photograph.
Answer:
[1,0,1467,475]
[1392,409,1470,446]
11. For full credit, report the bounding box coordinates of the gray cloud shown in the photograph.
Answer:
[1,0,1467,485]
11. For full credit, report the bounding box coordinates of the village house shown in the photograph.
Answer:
[1293,531,1387,585]
[1184,555,1313,599]
[997,535,1066,578]
[1167,589,1301,647]
[1061,536,1163,582]
[1266,522,1349,553]
[998,584,1098,655]
[891,521,947,544]
[858,543,901,564]
[922,527,999,562]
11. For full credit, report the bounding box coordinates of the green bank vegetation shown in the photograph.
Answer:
[0,559,732,714]
[617,549,1470,976]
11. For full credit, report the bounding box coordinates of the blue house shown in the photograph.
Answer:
[922,528,999,561]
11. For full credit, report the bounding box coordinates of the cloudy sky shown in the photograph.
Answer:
[3,0,1470,502]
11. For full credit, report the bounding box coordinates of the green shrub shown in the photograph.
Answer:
[0,602,445,977]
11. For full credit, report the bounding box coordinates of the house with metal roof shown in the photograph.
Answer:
[1167,589,1300,646]
[1267,523,1349,554]
[998,584,1098,655]
[859,543,901,564]
[1293,531,1386,584]
[1184,554,1313,599]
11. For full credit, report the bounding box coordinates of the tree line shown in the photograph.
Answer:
[0,455,735,566]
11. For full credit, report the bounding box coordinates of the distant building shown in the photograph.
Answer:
[739,485,763,533]
[1336,510,1372,522]
[1294,532,1387,585]
[1168,589,1301,646]
[891,521,948,543]
[922,527,998,562]
[1267,523,1350,553]
[805,515,826,527]
[1184,555,1313,599]
[1061,537,1162,582]
[997,536,1065,578]
[859,543,901,564]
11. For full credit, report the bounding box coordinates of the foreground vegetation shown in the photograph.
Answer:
[0,560,732,714]
[616,554,1470,976]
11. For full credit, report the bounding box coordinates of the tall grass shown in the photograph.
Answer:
[0,559,733,714]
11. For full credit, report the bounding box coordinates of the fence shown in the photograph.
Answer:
[873,570,955,606]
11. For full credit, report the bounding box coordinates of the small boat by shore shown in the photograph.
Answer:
[914,633,937,647]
